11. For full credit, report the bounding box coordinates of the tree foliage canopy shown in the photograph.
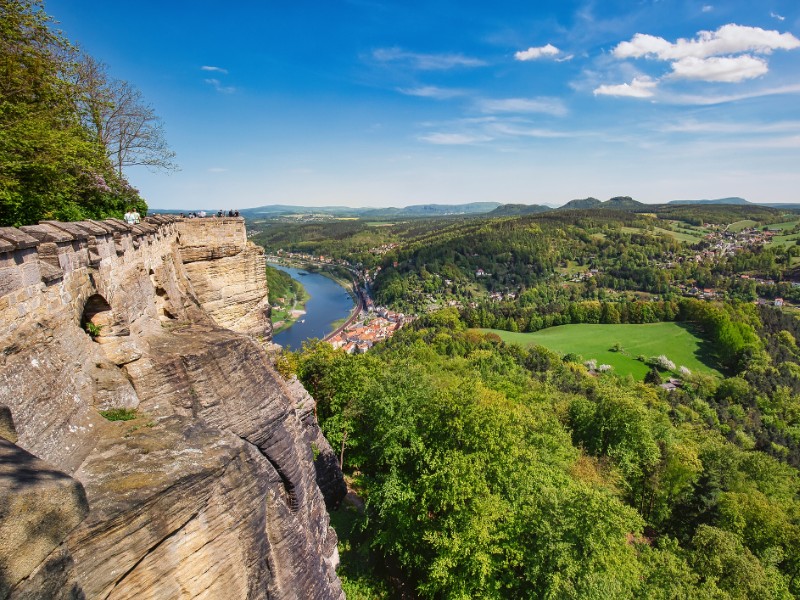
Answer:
[294,316,800,598]
[0,0,171,226]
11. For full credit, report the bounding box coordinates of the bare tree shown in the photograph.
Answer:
[75,55,177,177]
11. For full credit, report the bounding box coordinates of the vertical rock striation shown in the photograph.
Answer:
[0,217,345,599]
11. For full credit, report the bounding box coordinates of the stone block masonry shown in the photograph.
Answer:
[0,215,345,599]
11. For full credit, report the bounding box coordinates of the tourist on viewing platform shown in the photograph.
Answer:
[198,210,206,218]
[217,210,224,217]
[124,208,140,225]
[228,209,235,217]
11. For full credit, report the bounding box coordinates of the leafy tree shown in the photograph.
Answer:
[0,0,155,226]
[645,367,662,385]
[74,54,177,176]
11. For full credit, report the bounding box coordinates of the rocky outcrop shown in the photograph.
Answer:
[0,217,345,599]
[177,218,272,337]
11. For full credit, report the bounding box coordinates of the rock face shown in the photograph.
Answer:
[177,218,273,337]
[0,216,345,599]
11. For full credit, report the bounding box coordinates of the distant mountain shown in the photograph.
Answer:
[488,204,552,217]
[559,197,602,210]
[230,202,503,219]
[668,197,750,206]
[604,196,646,210]
[558,196,645,211]
[760,203,800,211]
[394,202,502,216]
[238,205,356,217]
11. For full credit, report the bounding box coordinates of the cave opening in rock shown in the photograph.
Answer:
[81,294,113,339]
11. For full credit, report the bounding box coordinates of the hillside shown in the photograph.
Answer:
[559,197,603,210]
[488,203,552,217]
[558,196,646,211]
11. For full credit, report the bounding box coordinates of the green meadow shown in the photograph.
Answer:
[481,322,722,379]
[727,219,759,232]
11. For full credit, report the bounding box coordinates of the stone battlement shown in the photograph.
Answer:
[0,216,269,342]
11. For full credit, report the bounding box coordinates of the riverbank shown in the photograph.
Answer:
[266,263,310,335]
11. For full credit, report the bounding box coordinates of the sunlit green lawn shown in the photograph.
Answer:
[481,322,722,379]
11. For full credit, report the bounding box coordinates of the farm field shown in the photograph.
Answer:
[654,226,703,243]
[766,219,800,230]
[728,219,758,232]
[766,219,800,247]
[481,322,722,379]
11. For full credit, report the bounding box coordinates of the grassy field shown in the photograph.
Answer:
[728,219,758,232]
[766,219,800,247]
[770,235,800,248]
[653,227,702,243]
[765,218,800,231]
[481,322,722,379]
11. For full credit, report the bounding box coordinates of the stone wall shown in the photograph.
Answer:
[0,216,345,599]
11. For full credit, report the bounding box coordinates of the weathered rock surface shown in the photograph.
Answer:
[0,439,89,597]
[0,217,345,599]
[177,218,272,338]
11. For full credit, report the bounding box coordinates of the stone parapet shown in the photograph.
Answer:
[0,215,271,341]
[0,216,181,344]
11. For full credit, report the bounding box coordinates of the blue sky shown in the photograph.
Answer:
[48,0,800,209]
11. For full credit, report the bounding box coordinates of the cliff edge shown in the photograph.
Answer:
[0,216,346,599]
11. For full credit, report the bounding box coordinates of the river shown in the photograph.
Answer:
[269,264,355,350]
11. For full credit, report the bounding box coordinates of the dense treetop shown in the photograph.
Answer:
[0,0,173,226]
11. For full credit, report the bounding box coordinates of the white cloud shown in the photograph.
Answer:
[488,123,573,138]
[614,24,800,61]
[204,78,236,94]
[770,12,785,21]
[601,24,800,91]
[373,48,486,70]
[477,97,567,116]
[594,76,658,98]
[201,65,229,74]
[661,119,800,134]
[669,55,768,82]
[208,167,228,173]
[702,5,713,12]
[514,43,561,61]
[396,86,466,99]
[663,82,800,105]
[418,133,492,145]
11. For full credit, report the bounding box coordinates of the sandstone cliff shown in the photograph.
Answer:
[0,216,346,599]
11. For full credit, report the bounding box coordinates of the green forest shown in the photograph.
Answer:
[0,0,175,226]
[287,306,800,599]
